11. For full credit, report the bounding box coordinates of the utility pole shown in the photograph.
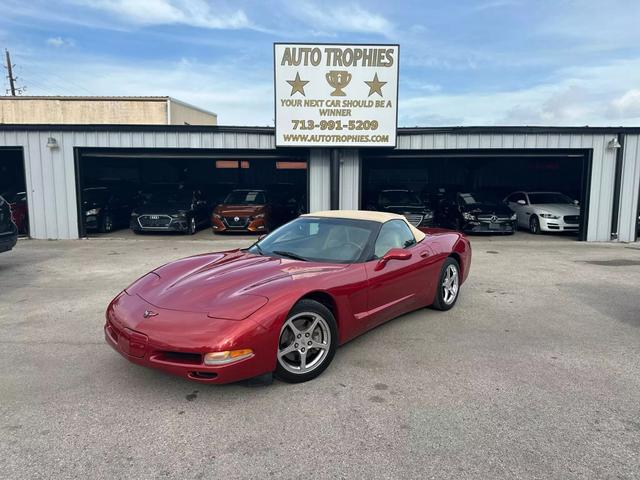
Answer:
[4,49,23,96]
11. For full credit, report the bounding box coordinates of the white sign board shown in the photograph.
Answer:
[274,43,399,148]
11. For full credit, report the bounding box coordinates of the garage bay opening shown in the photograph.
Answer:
[361,149,592,241]
[75,148,308,238]
[0,147,28,237]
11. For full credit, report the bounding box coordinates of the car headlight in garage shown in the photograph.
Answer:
[424,211,434,220]
[170,211,187,218]
[86,208,101,216]
[213,213,222,219]
[510,213,517,220]
[253,213,265,219]
[539,213,560,219]
[462,212,476,221]
[204,349,254,365]
[130,211,138,217]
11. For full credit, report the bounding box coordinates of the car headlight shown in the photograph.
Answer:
[130,211,138,217]
[204,349,254,365]
[213,213,222,219]
[510,213,517,220]
[462,212,476,221]
[171,211,187,218]
[253,213,265,219]
[539,213,560,219]
[86,208,101,216]
[423,212,434,220]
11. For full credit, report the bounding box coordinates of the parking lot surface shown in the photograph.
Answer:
[1,233,639,479]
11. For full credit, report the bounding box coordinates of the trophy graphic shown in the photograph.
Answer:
[326,70,352,96]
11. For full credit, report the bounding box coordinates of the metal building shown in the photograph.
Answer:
[0,124,638,242]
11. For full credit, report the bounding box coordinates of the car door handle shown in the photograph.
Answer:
[420,251,429,258]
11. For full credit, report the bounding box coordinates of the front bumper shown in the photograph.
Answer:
[212,216,267,233]
[0,226,18,253]
[130,216,189,232]
[463,220,516,234]
[538,217,579,232]
[105,292,272,384]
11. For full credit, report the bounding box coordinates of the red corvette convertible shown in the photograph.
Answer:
[105,211,471,384]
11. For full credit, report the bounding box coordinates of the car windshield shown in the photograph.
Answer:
[249,217,379,263]
[528,193,573,204]
[458,192,500,205]
[83,188,109,203]
[143,186,192,204]
[224,190,266,205]
[379,190,422,206]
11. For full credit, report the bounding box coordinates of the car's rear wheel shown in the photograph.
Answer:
[431,257,460,311]
[275,299,337,383]
[529,215,540,234]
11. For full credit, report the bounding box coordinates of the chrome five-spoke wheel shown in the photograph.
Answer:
[275,299,337,383]
[432,258,461,311]
[442,264,459,305]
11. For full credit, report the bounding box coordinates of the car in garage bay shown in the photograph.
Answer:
[130,184,210,235]
[82,186,134,233]
[2,191,28,235]
[105,210,472,384]
[367,189,435,227]
[435,191,517,234]
[505,191,580,234]
[212,189,287,233]
[0,194,18,253]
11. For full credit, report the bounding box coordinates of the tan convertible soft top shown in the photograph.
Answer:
[301,210,426,242]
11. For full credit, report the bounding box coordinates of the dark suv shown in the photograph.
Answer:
[0,195,18,253]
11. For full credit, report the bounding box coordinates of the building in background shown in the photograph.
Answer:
[0,96,217,126]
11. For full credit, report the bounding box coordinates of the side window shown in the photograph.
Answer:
[509,192,525,204]
[373,220,416,258]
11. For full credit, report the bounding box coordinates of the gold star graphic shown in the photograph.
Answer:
[365,73,387,97]
[287,72,309,97]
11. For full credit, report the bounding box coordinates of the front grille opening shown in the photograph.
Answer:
[190,371,218,380]
[158,351,202,365]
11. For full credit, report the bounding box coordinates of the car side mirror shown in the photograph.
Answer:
[375,248,412,271]
[517,199,526,205]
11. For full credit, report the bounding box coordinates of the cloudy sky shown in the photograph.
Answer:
[1,0,640,126]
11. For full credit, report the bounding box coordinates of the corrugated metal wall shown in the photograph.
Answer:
[391,132,621,242]
[0,128,330,239]
[1,127,638,242]
[619,134,640,242]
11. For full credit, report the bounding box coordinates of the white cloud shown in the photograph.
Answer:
[609,89,640,118]
[19,55,274,125]
[289,2,394,36]
[46,36,74,48]
[70,0,253,30]
[399,58,640,126]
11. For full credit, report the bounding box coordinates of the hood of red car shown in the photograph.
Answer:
[215,205,265,216]
[126,250,345,319]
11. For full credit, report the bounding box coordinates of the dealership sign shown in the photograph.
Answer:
[274,43,399,147]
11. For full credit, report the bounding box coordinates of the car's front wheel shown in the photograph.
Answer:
[275,299,337,383]
[431,257,460,311]
[187,217,197,235]
[529,215,541,234]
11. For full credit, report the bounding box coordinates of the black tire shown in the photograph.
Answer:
[529,215,540,234]
[99,214,113,233]
[431,257,461,311]
[275,299,338,384]
[187,217,197,235]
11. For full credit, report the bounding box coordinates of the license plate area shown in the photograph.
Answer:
[117,328,148,358]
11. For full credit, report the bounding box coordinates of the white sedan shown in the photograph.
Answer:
[504,191,580,234]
